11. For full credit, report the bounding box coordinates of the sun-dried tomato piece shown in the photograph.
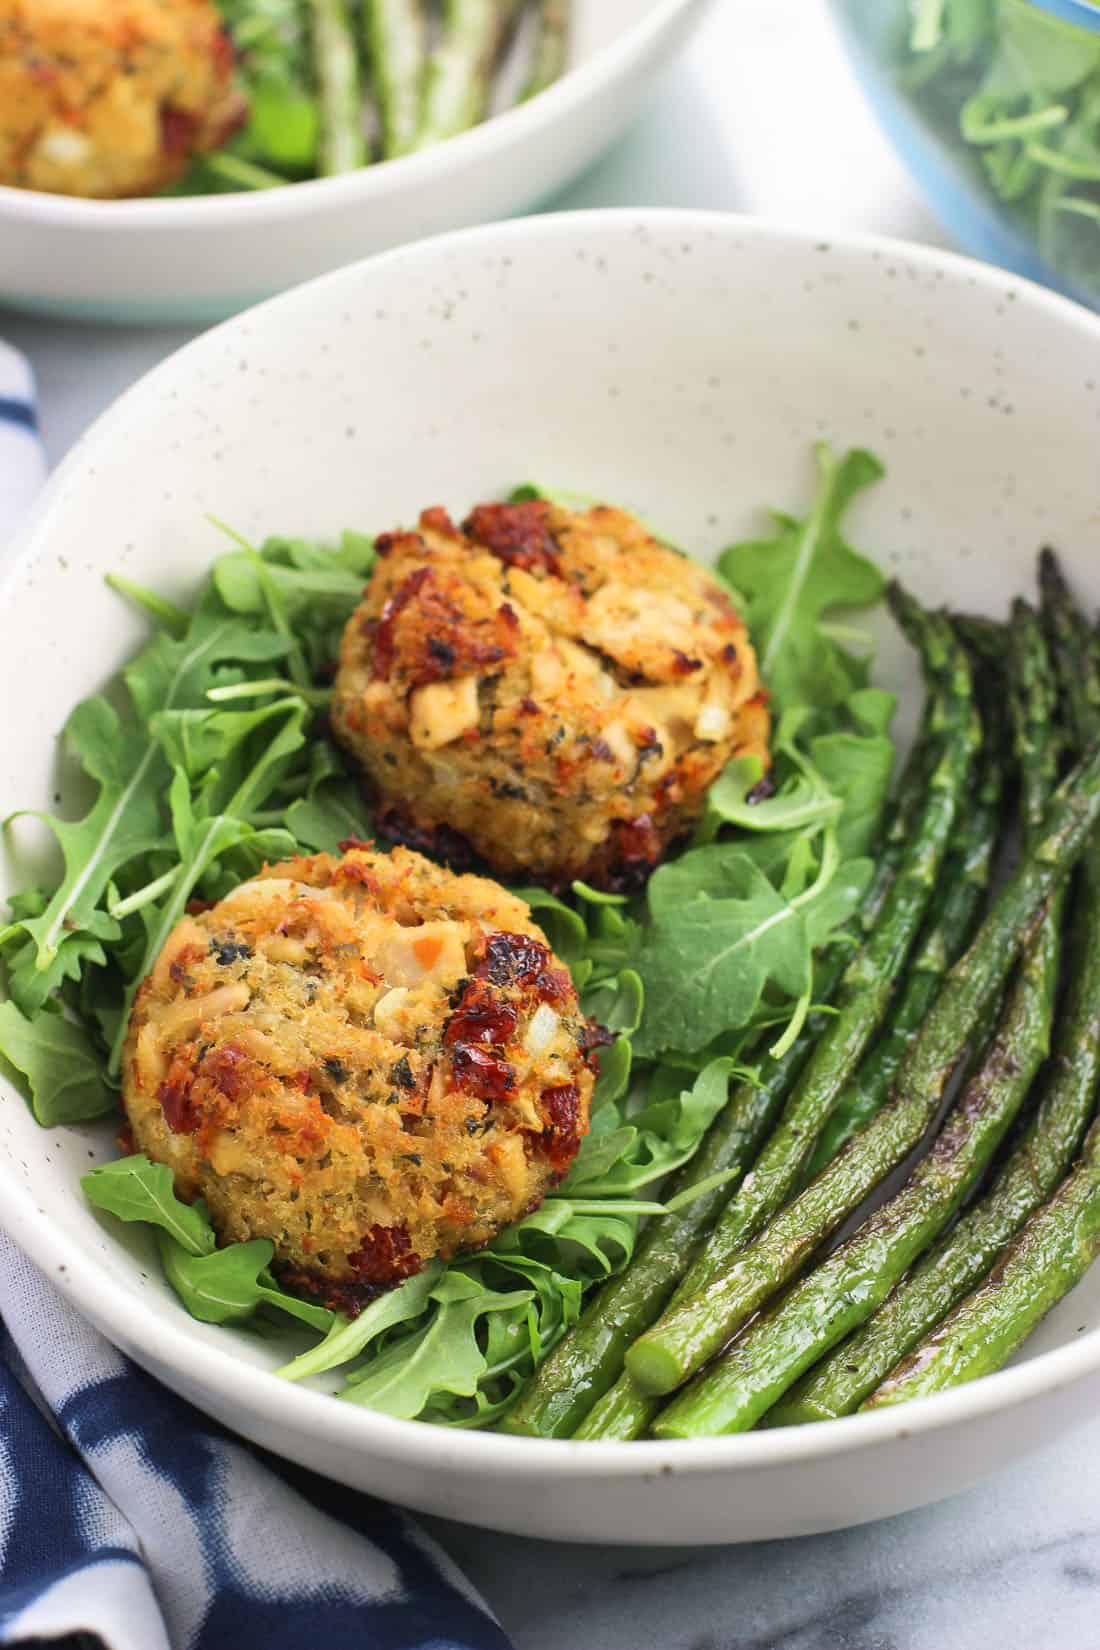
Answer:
[370,566,432,679]
[158,1049,200,1135]
[445,980,519,1049]
[540,1083,582,1169]
[475,933,575,1006]
[450,1044,516,1103]
[464,500,562,575]
[201,1043,255,1103]
[160,105,199,157]
[370,565,520,688]
[578,1019,615,1072]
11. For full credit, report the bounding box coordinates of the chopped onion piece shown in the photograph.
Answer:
[525,1002,560,1055]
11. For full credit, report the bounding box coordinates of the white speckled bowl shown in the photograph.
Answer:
[3,211,1100,1544]
[0,0,708,325]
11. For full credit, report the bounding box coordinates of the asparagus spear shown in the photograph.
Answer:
[655,900,1059,1438]
[366,0,427,158]
[618,596,976,1394]
[771,576,1098,1424]
[653,603,1064,1436]
[310,0,368,173]
[860,607,974,930]
[776,859,1100,1424]
[417,0,518,148]
[551,613,960,1444]
[503,945,852,1437]
[867,1112,1100,1407]
[521,0,570,101]
[1039,548,1100,731]
[653,607,1055,1432]
[576,737,1002,1444]
[804,701,1004,1181]
[626,737,1100,1399]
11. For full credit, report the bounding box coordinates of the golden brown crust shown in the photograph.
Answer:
[332,501,771,888]
[120,846,595,1312]
[0,0,244,197]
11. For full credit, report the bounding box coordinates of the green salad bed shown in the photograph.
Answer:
[179,1,571,192]
[0,447,898,1424]
[5,443,1100,1437]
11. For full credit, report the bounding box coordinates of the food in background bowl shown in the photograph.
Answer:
[0,0,244,196]
[331,499,770,889]
[0,5,712,323]
[0,0,573,197]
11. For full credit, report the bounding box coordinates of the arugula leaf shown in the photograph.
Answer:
[122,604,289,727]
[416,1254,584,1426]
[285,782,372,854]
[562,1126,640,1187]
[108,701,307,1074]
[276,1263,442,1381]
[581,969,644,1036]
[591,1034,632,1110]
[157,1233,333,1331]
[0,1002,115,1124]
[105,574,190,637]
[718,444,886,712]
[151,697,304,793]
[4,919,118,1018]
[5,697,165,987]
[513,888,588,963]
[808,688,897,857]
[701,688,895,867]
[699,753,840,840]
[492,1197,639,1280]
[82,1155,216,1254]
[213,555,369,621]
[633,852,869,1058]
[3,610,288,1011]
[343,1251,585,1428]
[1,887,48,926]
[219,0,318,170]
[581,902,642,976]
[82,1156,331,1331]
[629,1057,734,1154]
[560,1059,734,1199]
[341,1271,534,1420]
[200,827,301,900]
[979,3,1100,101]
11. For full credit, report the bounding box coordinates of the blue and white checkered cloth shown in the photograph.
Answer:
[0,345,512,1650]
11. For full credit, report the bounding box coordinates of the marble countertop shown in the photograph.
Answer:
[4,2,1098,1644]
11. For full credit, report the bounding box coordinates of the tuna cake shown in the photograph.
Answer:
[121,844,599,1312]
[0,0,244,197]
[331,499,771,890]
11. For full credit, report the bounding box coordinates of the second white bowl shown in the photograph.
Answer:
[0,0,707,325]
